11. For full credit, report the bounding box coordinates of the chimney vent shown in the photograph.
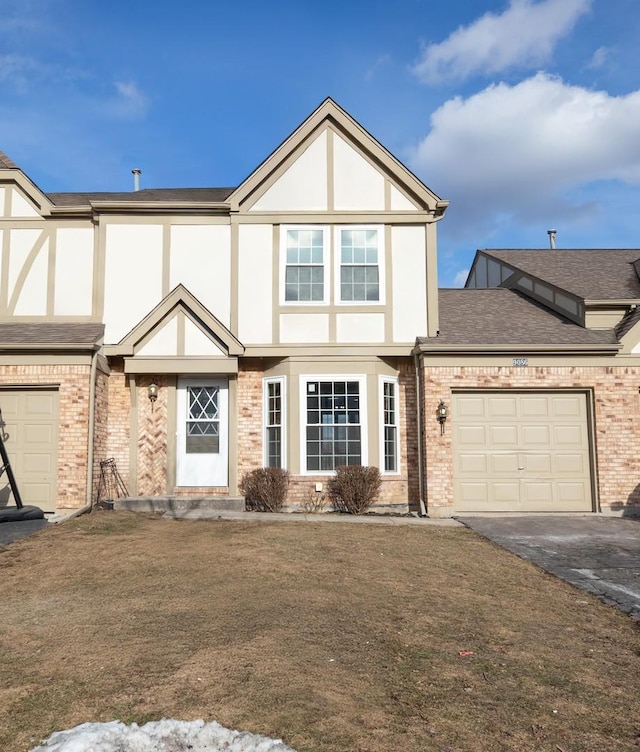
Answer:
[547,229,557,249]
[131,168,141,192]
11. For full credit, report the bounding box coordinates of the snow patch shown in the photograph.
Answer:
[29,719,297,752]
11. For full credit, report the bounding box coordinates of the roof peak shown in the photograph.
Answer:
[0,151,19,170]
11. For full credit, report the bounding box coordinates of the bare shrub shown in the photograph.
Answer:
[328,465,381,515]
[298,488,328,514]
[240,468,290,512]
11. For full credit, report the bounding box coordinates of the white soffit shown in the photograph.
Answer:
[251,130,328,211]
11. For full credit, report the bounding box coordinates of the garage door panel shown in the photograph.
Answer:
[487,397,517,417]
[20,482,51,505]
[458,454,488,473]
[457,425,486,445]
[554,425,583,445]
[458,482,488,503]
[522,454,552,473]
[24,424,55,445]
[491,453,519,473]
[24,393,56,417]
[492,482,520,502]
[522,482,553,503]
[552,396,583,417]
[23,452,53,473]
[490,426,517,444]
[452,391,592,513]
[556,453,586,473]
[521,425,550,445]
[456,397,486,418]
[520,397,548,417]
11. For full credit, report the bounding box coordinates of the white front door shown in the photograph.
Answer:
[176,377,228,487]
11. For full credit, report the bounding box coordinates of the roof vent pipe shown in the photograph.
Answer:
[132,168,141,192]
[547,229,557,249]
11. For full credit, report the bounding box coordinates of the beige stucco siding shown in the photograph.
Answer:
[237,224,273,343]
[104,224,163,343]
[391,226,427,342]
[169,225,231,327]
[251,131,328,212]
[333,132,385,210]
[54,228,94,316]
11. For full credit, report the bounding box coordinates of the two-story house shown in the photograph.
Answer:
[0,99,447,516]
[2,98,640,519]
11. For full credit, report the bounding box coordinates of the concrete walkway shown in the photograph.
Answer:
[163,508,461,526]
[457,515,640,621]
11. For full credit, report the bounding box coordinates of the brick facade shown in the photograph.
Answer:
[421,363,640,516]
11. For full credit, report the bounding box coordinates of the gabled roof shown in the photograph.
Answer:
[481,249,640,301]
[417,289,619,351]
[229,97,448,215]
[112,284,243,357]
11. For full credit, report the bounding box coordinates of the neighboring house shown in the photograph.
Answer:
[417,249,640,516]
[1,100,639,517]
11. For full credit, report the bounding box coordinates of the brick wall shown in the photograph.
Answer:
[421,364,640,516]
[103,359,131,492]
[237,360,264,475]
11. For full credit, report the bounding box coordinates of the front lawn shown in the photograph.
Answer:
[1,512,639,751]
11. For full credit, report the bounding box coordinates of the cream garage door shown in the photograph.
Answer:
[453,392,593,512]
[0,389,59,513]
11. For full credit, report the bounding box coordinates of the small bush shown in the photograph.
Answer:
[328,465,381,515]
[240,467,290,512]
[298,488,328,514]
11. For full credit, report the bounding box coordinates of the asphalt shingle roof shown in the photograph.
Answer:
[481,249,640,301]
[0,151,18,169]
[0,323,104,346]
[47,187,235,206]
[418,289,618,347]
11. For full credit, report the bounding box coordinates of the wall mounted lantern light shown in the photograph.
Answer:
[436,400,449,435]
[148,381,158,410]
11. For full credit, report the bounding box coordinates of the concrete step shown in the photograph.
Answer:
[114,496,246,513]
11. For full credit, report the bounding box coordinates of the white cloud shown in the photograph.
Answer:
[104,81,149,119]
[452,269,470,287]
[412,0,591,83]
[412,73,640,238]
[587,46,610,70]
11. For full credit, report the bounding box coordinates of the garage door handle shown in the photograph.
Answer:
[518,466,524,471]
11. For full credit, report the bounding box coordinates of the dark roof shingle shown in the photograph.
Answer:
[47,187,235,207]
[0,151,19,170]
[418,289,618,347]
[0,323,104,346]
[481,249,640,300]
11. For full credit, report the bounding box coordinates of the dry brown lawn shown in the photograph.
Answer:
[1,511,640,752]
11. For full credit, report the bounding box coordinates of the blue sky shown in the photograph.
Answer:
[2,0,640,286]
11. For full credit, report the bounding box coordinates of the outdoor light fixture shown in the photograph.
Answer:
[436,400,448,435]
[148,382,158,410]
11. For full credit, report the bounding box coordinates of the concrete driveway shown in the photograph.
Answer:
[457,515,640,621]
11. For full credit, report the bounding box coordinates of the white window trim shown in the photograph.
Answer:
[263,376,286,468]
[379,376,401,476]
[299,374,368,475]
[279,225,330,306]
[334,225,385,306]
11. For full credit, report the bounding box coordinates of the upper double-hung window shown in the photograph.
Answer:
[338,227,383,303]
[284,227,327,303]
